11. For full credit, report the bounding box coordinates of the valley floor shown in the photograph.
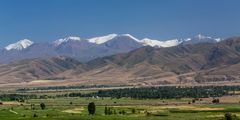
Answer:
[1,90,240,120]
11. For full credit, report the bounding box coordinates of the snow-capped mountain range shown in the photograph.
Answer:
[3,34,221,51]
[0,34,221,63]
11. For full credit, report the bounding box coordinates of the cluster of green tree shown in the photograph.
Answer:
[24,103,46,118]
[80,86,240,99]
[29,103,46,110]
[38,95,56,99]
[55,93,86,98]
[4,85,240,102]
[105,107,116,115]
[0,94,37,101]
[104,106,128,115]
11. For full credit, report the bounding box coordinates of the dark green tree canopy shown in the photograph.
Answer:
[88,102,96,115]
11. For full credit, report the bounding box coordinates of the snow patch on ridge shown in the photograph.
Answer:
[140,38,180,47]
[88,34,140,44]
[5,39,34,51]
[88,34,118,44]
[118,34,139,41]
[54,36,81,46]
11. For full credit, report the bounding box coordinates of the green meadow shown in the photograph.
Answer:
[1,96,240,120]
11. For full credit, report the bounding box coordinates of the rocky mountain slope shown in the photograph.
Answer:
[0,56,81,84]
[58,36,240,86]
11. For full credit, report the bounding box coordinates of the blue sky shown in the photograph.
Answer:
[0,0,240,47]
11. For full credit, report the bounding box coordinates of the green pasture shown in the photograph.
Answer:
[1,97,240,120]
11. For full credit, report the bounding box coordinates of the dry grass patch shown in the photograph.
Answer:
[62,107,84,114]
[206,114,224,118]
[158,105,224,111]
[2,102,21,105]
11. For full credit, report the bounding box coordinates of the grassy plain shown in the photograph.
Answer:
[1,89,240,120]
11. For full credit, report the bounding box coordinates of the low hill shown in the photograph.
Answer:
[0,56,81,84]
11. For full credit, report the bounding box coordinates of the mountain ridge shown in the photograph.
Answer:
[0,34,221,63]
[0,36,239,87]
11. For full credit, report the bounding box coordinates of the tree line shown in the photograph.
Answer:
[0,94,37,101]
[81,85,240,99]
[3,86,240,101]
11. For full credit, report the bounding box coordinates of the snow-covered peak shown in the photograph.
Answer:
[54,36,81,46]
[140,38,161,47]
[140,38,180,47]
[87,34,139,44]
[88,34,179,47]
[5,39,34,51]
[215,38,222,42]
[88,34,118,44]
[118,34,139,41]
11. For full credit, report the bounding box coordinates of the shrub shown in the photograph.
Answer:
[104,107,108,115]
[132,108,136,114]
[40,103,46,110]
[212,98,220,104]
[33,114,38,117]
[224,113,238,120]
[192,99,195,103]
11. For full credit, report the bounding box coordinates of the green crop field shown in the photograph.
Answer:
[1,98,237,120]
[1,87,240,120]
